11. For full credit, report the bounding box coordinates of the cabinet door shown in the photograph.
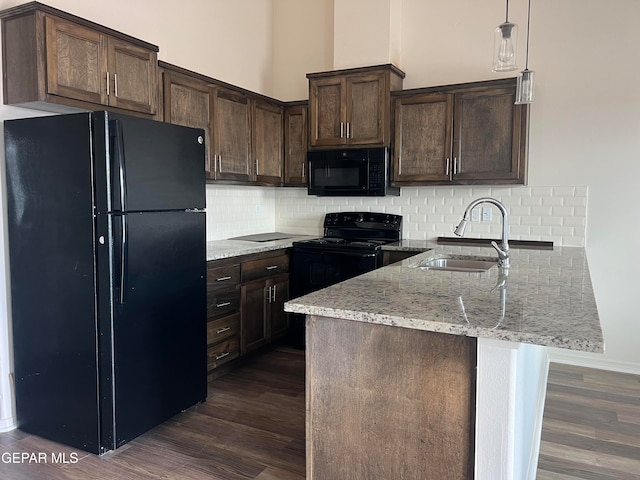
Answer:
[346,72,386,146]
[253,100,283,185]
[452,86,522,182]
[284,105,308,186]
[241,279,269,354]
[269,274,290,340]
[107,37,158,115]
[212,87,251,182]
[163,71,214,178]
[309,76,346,147]
[393,93,453,184]
[44,15,107,106]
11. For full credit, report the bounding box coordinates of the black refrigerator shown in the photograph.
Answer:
[4,111,207,454]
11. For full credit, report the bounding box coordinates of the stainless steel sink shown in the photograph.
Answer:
[412,257,497,272]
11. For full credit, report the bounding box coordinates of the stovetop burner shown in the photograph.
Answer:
[293,212,402,252]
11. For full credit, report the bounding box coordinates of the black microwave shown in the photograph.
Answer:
[307,147,400,196]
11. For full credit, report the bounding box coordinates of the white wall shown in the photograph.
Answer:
[272,0,334,101]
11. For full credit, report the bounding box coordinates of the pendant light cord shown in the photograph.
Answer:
[524,0,531,68]
[505,0,510,22]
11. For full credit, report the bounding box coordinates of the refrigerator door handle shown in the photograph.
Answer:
[110,119,128,212]
[119,214,128,304]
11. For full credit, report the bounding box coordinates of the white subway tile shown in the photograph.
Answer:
[564,196,588,207]
[563,216,586,227]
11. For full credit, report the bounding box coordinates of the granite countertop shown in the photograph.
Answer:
[207,236,432,261]
[382,239,437,252]
[206,235,317,261]
[285,245,604,353]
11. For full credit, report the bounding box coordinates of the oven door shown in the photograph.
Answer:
[290,246,380,298]
[307,151,369,196]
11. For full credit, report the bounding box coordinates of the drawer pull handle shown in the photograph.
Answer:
[216,276,232,281]
[215,351,230,360]
[216,326,231,334]
[265,265,279,270]
[216,301,231,308]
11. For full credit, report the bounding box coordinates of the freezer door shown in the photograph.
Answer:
[102,210,207,448]
[93,111,206,213]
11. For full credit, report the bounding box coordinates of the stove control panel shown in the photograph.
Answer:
[323,212,402,231]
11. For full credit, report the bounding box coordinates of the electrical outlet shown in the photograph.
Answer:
[471,208,480,222]
[482,206,492,222]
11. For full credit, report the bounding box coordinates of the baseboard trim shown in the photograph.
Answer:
[547,349,640,376]
[0,417,16,432]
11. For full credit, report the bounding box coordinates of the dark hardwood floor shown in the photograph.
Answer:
[0,346,306,480]
[536,362,640,480]
[4,350,639,479]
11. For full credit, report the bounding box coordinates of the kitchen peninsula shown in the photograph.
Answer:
[285,245,603,479]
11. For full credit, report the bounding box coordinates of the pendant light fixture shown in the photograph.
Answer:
[515,0,534,104]
[492,0,518,72]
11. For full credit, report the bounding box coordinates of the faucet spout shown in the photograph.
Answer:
[454,197,510,268]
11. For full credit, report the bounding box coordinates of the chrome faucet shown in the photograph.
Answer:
[454,197,510,268]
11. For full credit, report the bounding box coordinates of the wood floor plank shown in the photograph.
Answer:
[0,346,306,480]
[537,363,640,480]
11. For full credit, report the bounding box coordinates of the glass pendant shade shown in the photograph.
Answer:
[515,69,534,104]
[492,22,518,72]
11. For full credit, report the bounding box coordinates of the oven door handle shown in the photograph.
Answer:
[320,250,379,258]
[293,246,379,258]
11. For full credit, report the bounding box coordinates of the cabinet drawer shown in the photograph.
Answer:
[207,264,240,292]
[242,254,289,283]
[207,336,240,371]
[207,313,240,345]
[207,290,240,320]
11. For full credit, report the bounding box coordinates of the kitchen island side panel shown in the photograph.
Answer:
[306,315,476,480]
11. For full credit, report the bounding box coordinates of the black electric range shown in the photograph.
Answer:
[287,212,402,346]
[292,212,402,293]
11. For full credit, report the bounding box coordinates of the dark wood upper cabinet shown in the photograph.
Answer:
[393,78,528,186]
[106,37,157,114]
[161,67,214,177]
[211,87,252,183]
[1,3,158,116]
[393,93,453,183]
[307,64,404,148]
[253,99,284,186]
[283,103,308,186]
[452,86,524,182]
[159,62,289,186]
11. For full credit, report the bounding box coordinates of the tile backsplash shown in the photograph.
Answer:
[205,185,276,240]
[207,184,588,247]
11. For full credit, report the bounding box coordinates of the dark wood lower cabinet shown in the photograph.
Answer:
[306,315,476,480]
[241,273,289,354]
[241,280,270,353]
[207,249,290,376]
